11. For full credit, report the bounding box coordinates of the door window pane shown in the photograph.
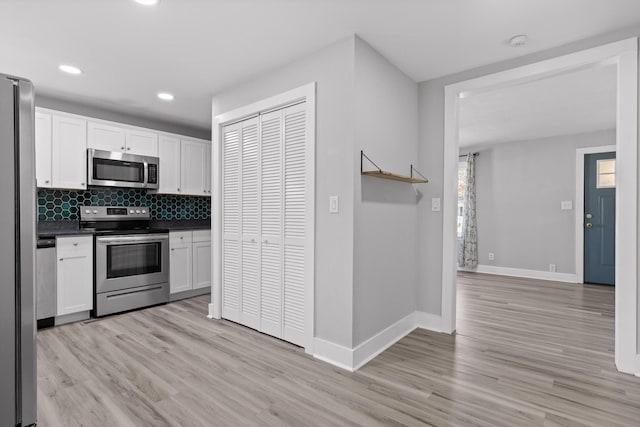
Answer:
[597,159,616,188]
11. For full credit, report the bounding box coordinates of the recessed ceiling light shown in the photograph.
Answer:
[58,64,82,75]
[134,0,159,5]
[508,34,529,48]
[157,92,174,101]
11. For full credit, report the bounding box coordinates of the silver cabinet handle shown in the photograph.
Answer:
[121,146,125,150]
[177,188,180,192]
[180,236,183,240]
[73,242,78,246]
[127,147,131,151]
[171,248,175,251]
[81,182,85,186]
[45,180,50,184]
[59,258,63,261]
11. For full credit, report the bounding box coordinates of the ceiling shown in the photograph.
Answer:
[1,0,638,131]
[458,64,617,148]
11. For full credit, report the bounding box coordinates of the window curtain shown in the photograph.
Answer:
[458,153,478,268]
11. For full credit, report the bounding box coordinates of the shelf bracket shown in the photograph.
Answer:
[361,150,382,173]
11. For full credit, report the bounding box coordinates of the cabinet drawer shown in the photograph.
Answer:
[192,229,211,243]
[170,231,192,245]
[57,235,92,258]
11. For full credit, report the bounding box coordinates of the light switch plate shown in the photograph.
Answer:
[561,201,573,210]
[329,196,339,213]
[431,198,441,212]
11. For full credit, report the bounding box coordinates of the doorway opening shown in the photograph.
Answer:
[442,38,638,374]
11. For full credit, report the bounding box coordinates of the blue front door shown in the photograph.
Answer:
[584,152,615,285]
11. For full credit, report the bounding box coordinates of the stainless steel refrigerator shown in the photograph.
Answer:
[0,74,37,426]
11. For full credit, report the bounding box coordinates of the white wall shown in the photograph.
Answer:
[470,130,614,274]
[353,37,419,346]
[417,25,640,322]
[212,36,356,347]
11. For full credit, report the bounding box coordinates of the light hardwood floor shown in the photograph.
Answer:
[38,274,640,426]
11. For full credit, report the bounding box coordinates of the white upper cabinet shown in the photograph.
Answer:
[181,139,209,196]
[36,108,211,194]
[126,129,158,157]
[204,142,212,195]
[52,115,87,190]
[88,121,126,152]
[35,111,52,188]
[158,135,181,195]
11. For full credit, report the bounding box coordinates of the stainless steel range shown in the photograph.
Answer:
[80,206,169,317]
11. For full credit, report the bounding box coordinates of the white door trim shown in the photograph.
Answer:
[442,38,638,374]
[575,145,617,285]
[211,82,316,354]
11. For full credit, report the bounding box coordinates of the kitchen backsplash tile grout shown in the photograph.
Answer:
[38,188,211,221]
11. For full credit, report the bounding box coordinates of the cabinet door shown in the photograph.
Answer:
[157,135,181,194]
[52,115,87,190]
[282,103,308,347]
[126,129,158,157]
[204,142,212,195]
[221,123,241,322]
[56,236,93,315]
[193,240,212,290]
[180,139,207,196]
[35,111,52,188]
[88,121,126,152]
[240,118,260,329]
[170,232,192,294]
[259,110,283,338]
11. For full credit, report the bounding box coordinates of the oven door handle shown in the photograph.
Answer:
[97,234,169,244]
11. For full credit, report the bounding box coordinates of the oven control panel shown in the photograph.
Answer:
[80,206,150,221]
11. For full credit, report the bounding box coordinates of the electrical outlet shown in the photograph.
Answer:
[488,252,495,261]
[549,264,557,272]
[431,198,441,212]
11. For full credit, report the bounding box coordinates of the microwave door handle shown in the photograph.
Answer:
[144,161,148,186]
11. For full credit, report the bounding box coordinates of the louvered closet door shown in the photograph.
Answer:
[222,122,241,322]
[221,102,309,348]
[259,110,283,338]
[240,118,260,329]
[282,103,307,347]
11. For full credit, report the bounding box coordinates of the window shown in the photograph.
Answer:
[597,158,616,188]
[457,161,467,238]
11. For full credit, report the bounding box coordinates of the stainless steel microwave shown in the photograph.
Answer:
[87,149,159,189]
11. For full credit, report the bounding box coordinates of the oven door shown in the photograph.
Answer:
[95,234,169,294]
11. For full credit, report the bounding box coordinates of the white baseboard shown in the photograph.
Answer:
[313,310,445,372]
[352,312,417,370]
[313,338,354,371]
[461,264,579,283]
[415,311,443,332]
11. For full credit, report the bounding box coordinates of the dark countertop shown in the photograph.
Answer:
[37,221,93,238]
[150,219,211,231]
[38,219,211,238]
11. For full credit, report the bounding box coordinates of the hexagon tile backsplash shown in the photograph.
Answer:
[38,189,211,221]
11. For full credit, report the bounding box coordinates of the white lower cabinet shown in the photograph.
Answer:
[56,235,93,316]
[169,230,211,294]
[192,230,212,290]
[170,231,192,294]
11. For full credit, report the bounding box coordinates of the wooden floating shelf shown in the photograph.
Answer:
[361,170,428,184]
[360,150,428,184]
